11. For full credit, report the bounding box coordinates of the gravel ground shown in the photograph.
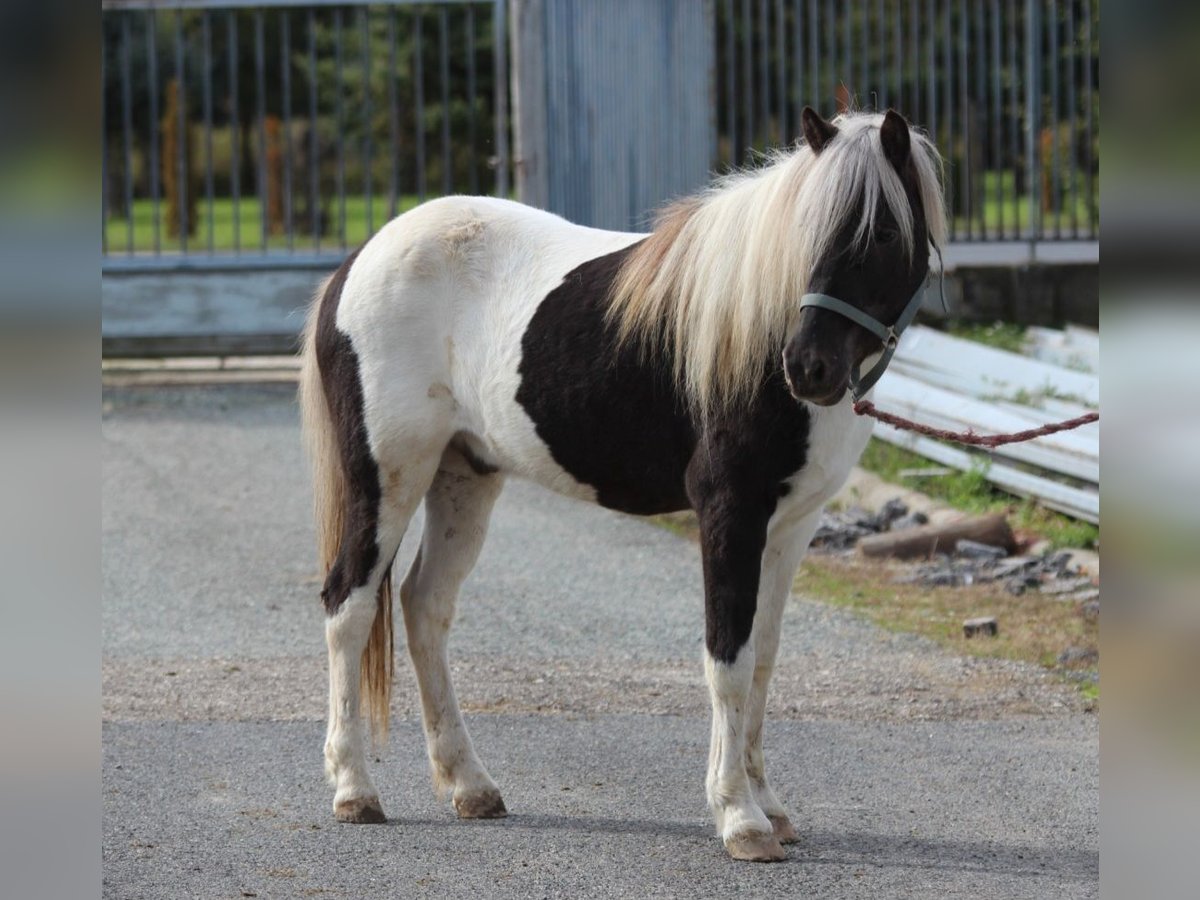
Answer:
[102,383,1097,898]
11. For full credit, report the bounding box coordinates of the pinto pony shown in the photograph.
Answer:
[299,108,947,862]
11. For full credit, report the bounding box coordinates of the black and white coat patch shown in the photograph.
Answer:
[300,109,946,861]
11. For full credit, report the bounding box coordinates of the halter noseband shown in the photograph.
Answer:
[796,246,945,402]
[796,287,924,402]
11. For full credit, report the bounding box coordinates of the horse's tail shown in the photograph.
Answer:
[299,278,393,743]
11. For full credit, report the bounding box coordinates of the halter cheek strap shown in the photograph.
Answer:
[797,286,925,401]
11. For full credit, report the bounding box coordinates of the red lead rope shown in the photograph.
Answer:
[852,400,1099,449]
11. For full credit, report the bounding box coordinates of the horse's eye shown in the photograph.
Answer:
[876,227,899,245]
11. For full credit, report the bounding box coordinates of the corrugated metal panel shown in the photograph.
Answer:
[517,0,716,231]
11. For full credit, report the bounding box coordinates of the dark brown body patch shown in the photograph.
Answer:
[515,248,814,662]
[314,249,382,615]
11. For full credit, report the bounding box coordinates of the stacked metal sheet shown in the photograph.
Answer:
[872,325,1100,524]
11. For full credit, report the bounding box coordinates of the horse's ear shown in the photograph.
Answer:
[801,107,838,155]
[880,109,911,171]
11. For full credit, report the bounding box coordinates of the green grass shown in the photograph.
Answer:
[103,167,1099,253]
[858,437,1099,550]
[103,193,425,255]
[945,320,1028,354]
[949,169,1099,237]
[798,555,1098,703]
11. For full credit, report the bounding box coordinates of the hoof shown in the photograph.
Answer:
[725,831,787,862]
[334,797,386,824]
[453,789,508,819]
[768,814,800,845]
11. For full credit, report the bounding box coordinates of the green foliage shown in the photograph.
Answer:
[946,320,1028,354]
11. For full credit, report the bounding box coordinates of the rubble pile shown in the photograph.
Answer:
[899,546,1097,600]
[813,497,1099,605]
[811,499,928,551]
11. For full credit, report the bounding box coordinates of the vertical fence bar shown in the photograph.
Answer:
[849,0,859,105]
[741,0,753,152]
[147,10,161,255]
[958,0,970,239]
[439,6,451,195]
[466,4,478,194]
[414,8,426,200]
[308,7,320,251]
[860,1,869,108]
[775,0,786,141]
[361,7,373,235]
[175,11,188,252]
[941,0,953,239]
[1083,0,1095,237]
[1048,0,1060,238]
[808,0,818,116]
[121,14,134,255]
[227,11,240,254]
[493,0,510,197]
[720,0,729,164]
[990,0,1002,239]
[1065,0,1078,237]
[255,9,268,251]
[1007,0,1018,236]
[974,0,985,236]
[902,0,912,120]
[925,0,936,140]
[334,7,347,246]
[824,0,835,108]
[907,0,917,120]
[893,0,903,113]
[872,0,882,107]
[792,0,803,137]
[202,13,215,253]
[388,7,400,216]
[1025,0,1041,241]
[282,10,294,250]
[102,29,109,254]
[759,0,769,144]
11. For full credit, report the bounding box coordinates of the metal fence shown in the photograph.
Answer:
[101,0,509,268]
[100,0,1097,272]
[714,0,1099,242]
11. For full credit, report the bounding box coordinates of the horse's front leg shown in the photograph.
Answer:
[694,489,784,862]
[743,510,822,846]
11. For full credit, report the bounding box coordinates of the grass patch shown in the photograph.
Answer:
[799,555,1098,701]
[103,194,427,255]
[858,437,1099,550]
[945,320,1028,354]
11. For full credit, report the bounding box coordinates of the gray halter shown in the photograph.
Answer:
[796,288,923,401]
[796,246,945,402]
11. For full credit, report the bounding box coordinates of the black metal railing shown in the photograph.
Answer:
[714,0,1099,241]
[101,0,1097,269]
[101,0,509,267]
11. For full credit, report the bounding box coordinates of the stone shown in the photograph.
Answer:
[963,616,998,638]
[955,539,1008,560]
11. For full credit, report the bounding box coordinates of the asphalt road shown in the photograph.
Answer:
[102,383,1098,899]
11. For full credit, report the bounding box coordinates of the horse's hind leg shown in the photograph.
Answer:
[400,445,507,818]
[323,452,442,823]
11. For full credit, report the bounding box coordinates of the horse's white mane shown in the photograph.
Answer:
[606,110,948,416]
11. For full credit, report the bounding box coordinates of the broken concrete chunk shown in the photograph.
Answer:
[955,539,1008,560]
[963,616,998,638]
[1057,646,1099,666]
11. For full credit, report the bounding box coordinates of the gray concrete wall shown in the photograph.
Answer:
[102,267,327,356]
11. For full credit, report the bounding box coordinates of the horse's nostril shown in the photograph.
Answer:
[808,358,826,385]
